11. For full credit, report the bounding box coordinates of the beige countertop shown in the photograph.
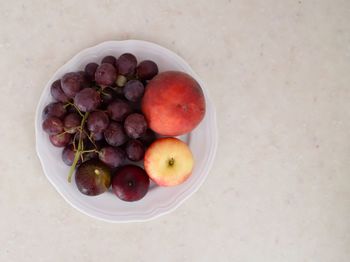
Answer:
[1,0,349,261]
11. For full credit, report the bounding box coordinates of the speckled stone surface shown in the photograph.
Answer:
[0,0,349,261]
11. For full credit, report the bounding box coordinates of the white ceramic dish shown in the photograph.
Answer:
[35,40,217,222]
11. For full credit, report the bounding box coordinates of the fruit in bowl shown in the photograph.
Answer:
[40,51,205,203]
[75,159,111,196]
[144,137,194,186]
[142,71,206,136]
[35,40,218,222]
[112,165,150,202]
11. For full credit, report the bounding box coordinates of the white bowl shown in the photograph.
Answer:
[35,40,217,222]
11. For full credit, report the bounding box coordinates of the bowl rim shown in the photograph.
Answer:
[35,39,218,222]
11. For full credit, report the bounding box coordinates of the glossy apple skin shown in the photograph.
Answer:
[141,71,205,136]
[144,137,194,186]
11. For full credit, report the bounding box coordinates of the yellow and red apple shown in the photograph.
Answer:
[144,137,194,186]
[142,71,205,136]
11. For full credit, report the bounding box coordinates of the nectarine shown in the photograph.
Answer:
[141,71,205,136]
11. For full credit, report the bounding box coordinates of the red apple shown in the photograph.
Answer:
[144,137,194,186]
[141,71,205,136]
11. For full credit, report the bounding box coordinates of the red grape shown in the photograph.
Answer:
[136,60,158,80]
[42,102,66,120]
[49,132,71,147]
[104,121,128,146]
[101,56,117,65]
[117,53,137,76]
[107,99,132,121]
[90,131,104,141]
[95,63,117,86]
[124,113,147,139]
[125,139,145,161]
[51,80,69,102]
[61,72,85,98]
[123,80,144,102]
[100,87,116,107]
[63,113,81,134]
[42,117,63,135]
[87,111,109,133]
[99,146,125,168]
[84,63,98,82]
[72,129,88,147]
[74,88,101,112]
[62,144,81,166]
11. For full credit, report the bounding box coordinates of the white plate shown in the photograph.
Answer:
[35,40,217,222]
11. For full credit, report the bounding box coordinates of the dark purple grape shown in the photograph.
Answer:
[63,113,81,134]
[61,72,85,98]
[42,102,66,120]
[125,139,145,161]
[123,80,144,102]
[74,88,101,112]
[90,131,104,141]
[99,146,125,168]
[62,144,81,166]
[84,63,98,82]
[136,60,158,80]
[100,87,116,106]
[77,70,87,81]
[115,86,124,96]
[117,53,137,76]
[107,99,132,121]
[104,121,128,146]
[49,133,71,147]
[66,104,78,114]
[94,139,107,150]
[101,56,117,65]
[87,111,109,133]
[95,63,117,86]
[124,113,147,139]
[72,129,88,147]
[78,71,93,89]
[139,129,157,147]
[42,117,63,135]
[129,102,142,112]
[50,80,69,102]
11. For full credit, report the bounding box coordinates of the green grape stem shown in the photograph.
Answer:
[67,111,89,183]
[67,101,84,118]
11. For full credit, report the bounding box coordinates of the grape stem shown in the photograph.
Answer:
[81,149,99,154]
[56,131,68,137]
[84,129,98,149]
[67,102,84,118]
[67,112,89,183]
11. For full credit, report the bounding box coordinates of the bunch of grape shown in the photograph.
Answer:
[42,53,158,184]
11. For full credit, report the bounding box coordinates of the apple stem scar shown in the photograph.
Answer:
[168,157,175,166]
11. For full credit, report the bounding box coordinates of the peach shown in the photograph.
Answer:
[141,71,205,136]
